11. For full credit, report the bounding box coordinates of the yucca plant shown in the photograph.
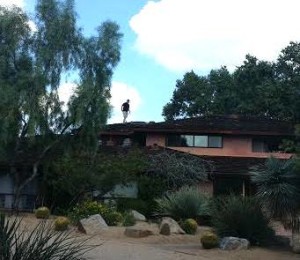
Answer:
[155,186,210,220]
[251,157,300,252]
[211,195,274,245]
[251,157,300,223]
[0,213,95,260]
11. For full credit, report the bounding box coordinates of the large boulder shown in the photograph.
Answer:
[78,214,108,235]
[160,223,171,236]
[130,210,146,222]
[220,237,250,250]
[124,222,158,238]
[124,227,154,238]
[159,217,185,235]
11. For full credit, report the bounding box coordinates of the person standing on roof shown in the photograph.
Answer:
[121,99,130,123]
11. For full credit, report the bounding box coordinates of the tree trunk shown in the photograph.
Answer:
[12,163,39,211]
[292,231,300,253]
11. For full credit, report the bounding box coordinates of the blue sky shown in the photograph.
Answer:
[2,0,300,123]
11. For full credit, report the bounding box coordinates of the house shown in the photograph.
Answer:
[0,168,38,210]
[0,115,295,210]
[99,115,295,196]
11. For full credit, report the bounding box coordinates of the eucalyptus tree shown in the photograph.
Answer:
[0,1,122,209]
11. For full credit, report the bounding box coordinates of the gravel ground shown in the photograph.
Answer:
[13,214,300,260]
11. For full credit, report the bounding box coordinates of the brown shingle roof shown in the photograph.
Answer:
[102,115,295,136]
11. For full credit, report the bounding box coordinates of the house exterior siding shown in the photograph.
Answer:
[146,134,292,159]
[90,116,297,196]
[0,173,38,210]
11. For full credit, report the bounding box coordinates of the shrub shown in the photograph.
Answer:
[137,175,166,201]
[0,213,94,259]
[104,211,123,226]
[35,206,50,219]
[155,186,210,220]
[116,198,156,218]
[211,195,275,245]
[69,200,123,226]
[181,218,198,234]
[122,211,136,226]
[200,231,219,249]
[54,216,70,231]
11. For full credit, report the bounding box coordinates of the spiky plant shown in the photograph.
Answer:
[0,213,95,260]
[211,195,274,245]
[251,157,300,225]
[155,186,210,220]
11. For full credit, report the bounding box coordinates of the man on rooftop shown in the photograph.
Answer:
[121,99,130,123]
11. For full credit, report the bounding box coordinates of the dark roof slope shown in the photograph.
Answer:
[102,115,295,136]
[202,156,267,176]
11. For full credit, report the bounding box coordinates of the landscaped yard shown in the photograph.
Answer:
[14,214,299,260]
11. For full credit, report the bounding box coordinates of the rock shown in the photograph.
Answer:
[159,217,185,235]
[124,227,154,238]
[220,237,250,250]
[78,214,108,235]
[160,223,171,236]
[130,210,146,222]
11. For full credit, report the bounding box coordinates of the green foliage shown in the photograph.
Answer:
[200,231,219,249]
[122,212,136,227]
[163,44,300,122]
[69,200,123,226]
[105,211,123,226]
[181,218,198,235]
[251,157,300,222]
[44,148,147,211]
[116,198,155,218]
[54,216,70,231]
[0,213,94,259]
[211,196,275,245]
[155,186,210,220]
[137,175,166,201]
[35,207,50,219]
[0,0,122,209]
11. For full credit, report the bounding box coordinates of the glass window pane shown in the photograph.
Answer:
[167,134,180,146]
[194,135,208,147]
[252,139,268,152]
[181,135,194,147]
[208,136,222,148]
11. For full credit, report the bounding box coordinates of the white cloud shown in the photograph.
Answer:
[0,0,24,8]
[108,81,142,124]
[130,0,300,72]
[28,20,37,32]
[57,82,78,111]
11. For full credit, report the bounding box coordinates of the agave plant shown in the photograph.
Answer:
[0,213,95,260]
[251,157,300,224]
[211,195,274,245]
[155,185,210,220]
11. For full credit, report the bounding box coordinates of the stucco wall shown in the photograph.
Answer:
[145,133,291,159]
[146,133,165,147]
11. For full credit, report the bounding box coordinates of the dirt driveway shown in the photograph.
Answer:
[82,226,299,260]
[15,214,300,260]
[85,238,299,260]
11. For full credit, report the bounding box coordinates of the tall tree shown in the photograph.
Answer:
[162,71,212,120]
[0,1,123,209]
[163,44,300,122]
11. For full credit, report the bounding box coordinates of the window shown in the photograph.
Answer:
[166,134,222,148]
[208,136,222,148]
[195,136,208,147]
[252,137,285,153]
[252,139,268,152]
[0,195,5,208]
[182,135,194,146]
